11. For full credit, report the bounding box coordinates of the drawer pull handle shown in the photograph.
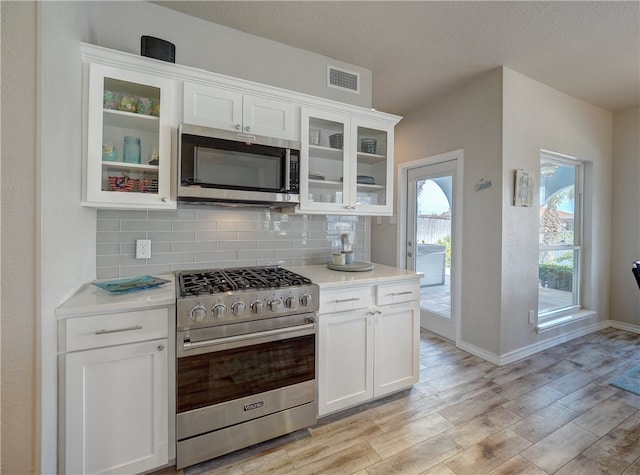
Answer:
[95,325,143,335]
[335,298,361,303]
[390,291,413,296]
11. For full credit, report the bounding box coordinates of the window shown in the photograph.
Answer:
[538,151,583,320]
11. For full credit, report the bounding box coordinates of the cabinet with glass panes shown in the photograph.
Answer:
[82,50,176,209]
[300,108,396,216]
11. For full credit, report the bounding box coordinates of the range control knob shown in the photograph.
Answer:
[211,303,227,318]
[300,293,313,308]
[190,305,207,322]
[267,298,282,312]
[284,296,298,310]
[231,301,246,317]
[250,300,264,314]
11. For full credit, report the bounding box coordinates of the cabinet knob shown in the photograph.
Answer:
[161,197,169,203]
[245,126,251,132]
[235,124,242,130]
[157,344,164,351]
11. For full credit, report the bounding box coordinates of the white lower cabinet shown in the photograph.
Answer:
[59,308,171,475]
[317,280,420,416]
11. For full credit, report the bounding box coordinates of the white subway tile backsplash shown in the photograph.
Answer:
[195,250,238,262]
[256,240,294,250]
[148,231,196,242]
[171,220,219,231]
[96,243,121,255]
[217,220,259,232]
[171,241,219,253]
[148,209,196,220]
[217,240,258,251]
[195,231,239,241]
[150,252,197,265]
[97,231,146,243]
[98,210,148,220]
[96,209,371,279]
[97,220,121,232]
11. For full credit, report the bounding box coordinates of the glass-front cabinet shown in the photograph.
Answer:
[83,62,176,209]
[300,108,394,215]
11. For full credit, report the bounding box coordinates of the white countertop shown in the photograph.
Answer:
[56,265,417,317]
[288,263,422,288]
[56,274,175,318]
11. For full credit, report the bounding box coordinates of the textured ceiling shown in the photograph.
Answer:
[154,1,640,115]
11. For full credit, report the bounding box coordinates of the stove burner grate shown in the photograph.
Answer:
[178,266,312,297]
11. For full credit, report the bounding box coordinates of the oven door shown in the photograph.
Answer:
[176,316,316,440]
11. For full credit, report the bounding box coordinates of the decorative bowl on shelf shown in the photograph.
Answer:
[329,133,344,149]
[360,138,377,154]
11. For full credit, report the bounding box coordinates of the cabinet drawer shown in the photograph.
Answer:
[63,308,169,352]
[319,286,372,314]
[376,281,419,306]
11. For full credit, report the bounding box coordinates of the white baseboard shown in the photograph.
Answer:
[458,319,617,366]
[456,340,502,365]
[609,320,640,334]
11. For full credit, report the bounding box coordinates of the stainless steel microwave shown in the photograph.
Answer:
[178,124,300,206]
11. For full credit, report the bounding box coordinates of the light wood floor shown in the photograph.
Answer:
[159,327,640,475]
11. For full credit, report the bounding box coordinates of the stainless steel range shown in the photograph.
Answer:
[175,266,319,470]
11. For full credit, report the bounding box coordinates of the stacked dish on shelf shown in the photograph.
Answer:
[309,172,325,181]
[328,133,344,149]
[339,175,376,185]
[360,138,377,154]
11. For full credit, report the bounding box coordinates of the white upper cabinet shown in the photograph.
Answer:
[300,108,395,216]
[183,82,300,141]
[82,59,177,209]
[79,43,400,213]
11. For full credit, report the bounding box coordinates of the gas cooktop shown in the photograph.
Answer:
[178,266,313,297]
[176,266,318,330]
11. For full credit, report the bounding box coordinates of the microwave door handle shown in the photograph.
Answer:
[284,149,291,191]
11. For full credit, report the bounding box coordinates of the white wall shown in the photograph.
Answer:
[501,68,613,354]
[372,68,505,355]
[1,2,39,472]
[610,106,640,326]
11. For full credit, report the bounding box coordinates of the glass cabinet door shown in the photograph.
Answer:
[84,63,175,208]
[300,109,350,212]
[352,120,393,212]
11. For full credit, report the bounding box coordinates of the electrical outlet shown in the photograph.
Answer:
[528,309,536,325]
[136,239,152,259]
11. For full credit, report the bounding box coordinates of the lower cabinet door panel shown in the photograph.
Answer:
[318,310,373,416]
[64,339,168,475]
[374,302,420,397]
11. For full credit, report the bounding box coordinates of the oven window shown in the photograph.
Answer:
[177,335,315,413]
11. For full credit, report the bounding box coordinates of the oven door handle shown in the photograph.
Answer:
[180,323,315,355]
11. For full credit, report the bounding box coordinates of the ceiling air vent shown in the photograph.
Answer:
[327,65,360,94]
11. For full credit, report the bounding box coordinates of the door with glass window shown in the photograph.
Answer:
[406,159,458,341]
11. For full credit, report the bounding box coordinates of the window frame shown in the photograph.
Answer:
[538,151,584,322]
